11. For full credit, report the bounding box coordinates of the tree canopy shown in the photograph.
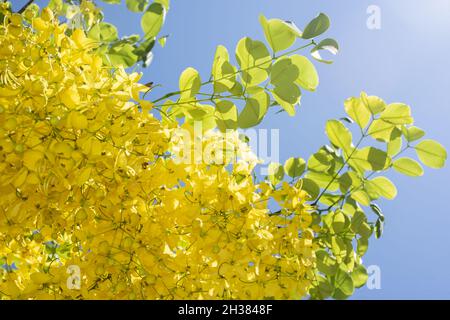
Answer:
[0,1,446,300]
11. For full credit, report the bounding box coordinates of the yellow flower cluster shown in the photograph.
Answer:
[0,9,317,299]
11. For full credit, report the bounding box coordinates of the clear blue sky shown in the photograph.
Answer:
[15,0,450,299]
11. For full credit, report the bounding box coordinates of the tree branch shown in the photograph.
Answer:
[17,0,34,14]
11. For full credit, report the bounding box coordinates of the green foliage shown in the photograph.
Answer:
[147,11,337,131]
[93,0,169,67]
[259,14,302,52]
[415,139,447,168]
[126,0,149,12]
[303,91,446,299]
[302,13,330,39]
[141,2,166,38]
[88,22,118,42]
[284,157,306,178]
[32,0,171,68]
[352,264,369,288]
[238,90,269,128]
[331,267,354,299]
[268,162,285,185]
[291,55,319,91]
[179,67,201,100]
[235,37,271,87]
[393,157,424,176]
[311,38,339,64]
[215,100,238,132]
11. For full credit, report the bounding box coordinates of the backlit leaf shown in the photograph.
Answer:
[414,139,447,169]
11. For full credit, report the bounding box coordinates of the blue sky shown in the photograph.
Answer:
[14,0,450,299]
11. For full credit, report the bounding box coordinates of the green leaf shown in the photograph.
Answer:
[310,275,334,299]
[270,57,299,87]
[301,178,320,200]
[367,119,396,142]
[215,100,238,132]
[154,0,170,9]
[306,171,339,191]
[341,117,354,124]
[272,83,301,116]
[290,55,319,91]
[101,0,121,3]
[259,15,301,53]
[126,0,149,12]
[229,82,244,96]
[380,103,413,125]
[211,45,236,93]
[48,0,63,11]
[357,237,369,256]
[370,203,384,221]
[325,120,352,155]
[319,193,342,207]
[332,267,354,300]
[284,157,306,178]
[366,176,397,200]
[350,147,391,172]
[361,92,386,115]
[88,22,118,42]
[311,38,339,64]
[387,136,402,157]
[351,190,371,206]
[352,264,368,288]
[331,237,350,260]
[316,250,338,276]
[237,91,269,128]
[235,37,271,86]
[402,126,425,142]
[375,218,384,239]
[134,37,155,67]
[351,210,369,234]
[308,150,332,172]
[106,43,138,67]
[185,104,216,132]
[158,35,168,47]
[331,210,350,233]
[414,139,447,169]
[393,157,424,177]
[179,67,201,100]
[339,171,362,193]
[344,96,370,129]
[302,13,330,39]
[268,162,284,185]
[141,3,166,39]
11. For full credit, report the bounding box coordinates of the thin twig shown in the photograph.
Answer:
[17,0,34,14]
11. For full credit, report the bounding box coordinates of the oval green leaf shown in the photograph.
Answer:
[302,13,330,39]
[414,139,447,169]
[179,67,201,100]
[141,2,166,39]
[259,15,301,52]
[268,162,284,185]
[366,176,397,200]
[325,120,352,155]
[290,55,319,91]
[235,37,271,86]
[237,91,269,128]
[284,157,306,178]
[393,157,424,177]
